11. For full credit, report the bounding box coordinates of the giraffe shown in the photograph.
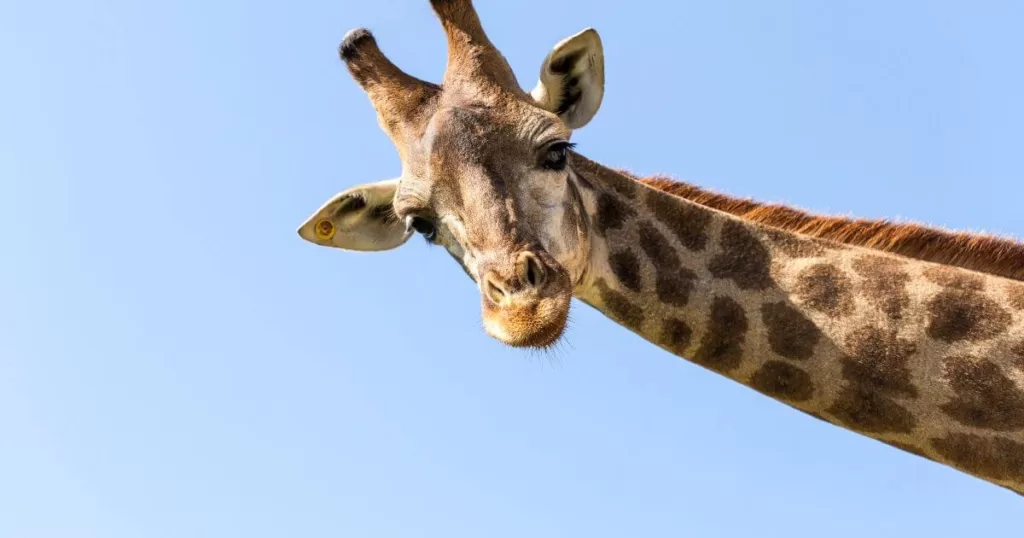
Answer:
[297,0,1024,495]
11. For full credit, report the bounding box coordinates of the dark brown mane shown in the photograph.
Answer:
[635,175,1024,282]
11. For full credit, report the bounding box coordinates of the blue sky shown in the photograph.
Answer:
[3,0,1024,536]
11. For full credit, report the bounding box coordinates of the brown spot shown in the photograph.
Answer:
[750,361,814,402]
[940,355,1024,431]
[594,193,634,237]
[638,222,696,307]
[925,264,987,288]
[708,221,774,290]
[923,265,985,291]
[852,255,910,320]
[927,288,1012,343]
[761,302,821,361]
[605,172,638,199]
[609,250,642,292]
[638,222,674,265]
[660,318,692,355]
[692,296,748,374]
[644,189,711,251]
[851,254,904,273]
[840,326,918,399]
[884,440,929,459]
[762,228,829,258]
[827,324,920,434]
[826,387,917,434]
[1013,341,1024,373]
[594,279,644,330]
[1006,283,1024,310]
[931,433,1024,482]
[656,269,697,308]
[795,264,854,318]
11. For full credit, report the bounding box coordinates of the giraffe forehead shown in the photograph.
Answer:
[406,106,541,203]
[420,100,561,159]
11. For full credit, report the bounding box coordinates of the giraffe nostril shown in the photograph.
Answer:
[518,252,547,289]
[525,259,540,287]
[484,273,509,305]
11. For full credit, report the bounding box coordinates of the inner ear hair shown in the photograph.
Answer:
[548,50,587,115]
[326,178,403,225]
[338,193,368,212]
[531,28,604,129]
[365,200,399,224]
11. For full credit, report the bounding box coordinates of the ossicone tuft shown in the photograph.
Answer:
[339,28,375,61]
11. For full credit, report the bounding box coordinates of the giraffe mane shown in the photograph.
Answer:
[635,174,1024,282]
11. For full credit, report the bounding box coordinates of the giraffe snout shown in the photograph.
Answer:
[477,249,572,349]
[479,251,557,306]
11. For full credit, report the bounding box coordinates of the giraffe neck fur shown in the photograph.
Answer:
[567,153,1024,495]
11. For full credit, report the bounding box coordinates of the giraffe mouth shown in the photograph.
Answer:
[480,283,572,349]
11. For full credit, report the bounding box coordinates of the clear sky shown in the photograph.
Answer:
[3,0,1024,536]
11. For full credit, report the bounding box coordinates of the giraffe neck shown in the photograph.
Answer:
[567,153,1024,495]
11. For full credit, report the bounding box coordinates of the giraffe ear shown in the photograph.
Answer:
[297,178,412,252]
[530,28,605,130]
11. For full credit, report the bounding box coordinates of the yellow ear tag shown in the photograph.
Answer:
[315,219,336,240]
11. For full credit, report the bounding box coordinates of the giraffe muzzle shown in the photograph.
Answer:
[478,250,572,348]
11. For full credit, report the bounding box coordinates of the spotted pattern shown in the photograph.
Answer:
[692,296,748,374]
[927,288,1012,343]
[761,302,821,361]
[609,250,642,292]
[586,173,1024,487]
[852,255,910,320]
[923,265,985,291]
[750,361,814,402]
[594,192,634,237]
[795,264,855,318]
[826,325,920,434]
[638,222,696,307]
[594,279,644,330]
[660,318,693,355]
[840,326,919,399]
[940,355,1024,431]
[644,189,711,251]
[708,221,774,290]
[762,228,829,258]
[931,434,1024,483]
[827,386,917,434]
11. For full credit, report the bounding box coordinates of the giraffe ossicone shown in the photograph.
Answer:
[297,0,1024,496]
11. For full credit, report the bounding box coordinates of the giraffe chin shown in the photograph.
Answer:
[481,293,571,349]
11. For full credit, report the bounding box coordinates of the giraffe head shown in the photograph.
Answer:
[298,0,606,348]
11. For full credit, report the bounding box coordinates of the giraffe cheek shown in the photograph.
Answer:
[543,217,590,288]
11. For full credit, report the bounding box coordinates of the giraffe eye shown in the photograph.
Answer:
[407,216,437,241]
[542,141,575,171]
